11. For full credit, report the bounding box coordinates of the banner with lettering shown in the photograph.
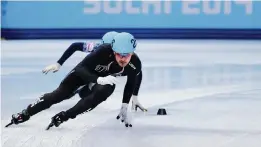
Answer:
[2,1,260,29]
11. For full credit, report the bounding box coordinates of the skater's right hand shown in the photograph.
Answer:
[97,75,118,85]
[42,63,61,74]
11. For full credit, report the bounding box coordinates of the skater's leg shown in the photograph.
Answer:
[66,84,115,118]
[9,71,85,125]
[48,84,115,127]
[27,84,76,116]
[27,71,85,116]
[77,83,94,99]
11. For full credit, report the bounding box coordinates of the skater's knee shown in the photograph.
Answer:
[78,84,115,108]
[95,85,115,97]
[78,86,91,98]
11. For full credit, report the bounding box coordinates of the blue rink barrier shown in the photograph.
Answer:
[2,28,261,40]
[1,1,261,39]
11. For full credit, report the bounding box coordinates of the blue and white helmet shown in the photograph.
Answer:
[111,32,137,55]
[101,31,118,44]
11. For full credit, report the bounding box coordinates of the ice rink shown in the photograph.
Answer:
[1,40,261,147]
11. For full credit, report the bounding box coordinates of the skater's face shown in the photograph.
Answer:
[114,52,133,67]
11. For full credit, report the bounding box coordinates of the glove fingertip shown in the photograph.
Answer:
[116,115,120,119]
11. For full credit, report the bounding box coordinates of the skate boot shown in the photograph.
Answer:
[46,111,69,130]
[5,109,30,127]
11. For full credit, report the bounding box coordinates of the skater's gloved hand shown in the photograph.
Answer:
[116,103,132,127]
[42,63,61,74]
[131,95,148,112]
[97,75,118,85]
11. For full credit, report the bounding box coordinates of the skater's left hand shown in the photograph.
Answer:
[131,95,147,112]
[116,103,132,127]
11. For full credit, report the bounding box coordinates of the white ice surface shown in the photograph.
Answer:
[1,40,261,147]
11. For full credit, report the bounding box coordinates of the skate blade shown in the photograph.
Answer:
[46,122,54,130]
[5,122,13,128]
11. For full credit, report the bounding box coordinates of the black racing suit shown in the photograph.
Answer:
[26,43,142,119]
